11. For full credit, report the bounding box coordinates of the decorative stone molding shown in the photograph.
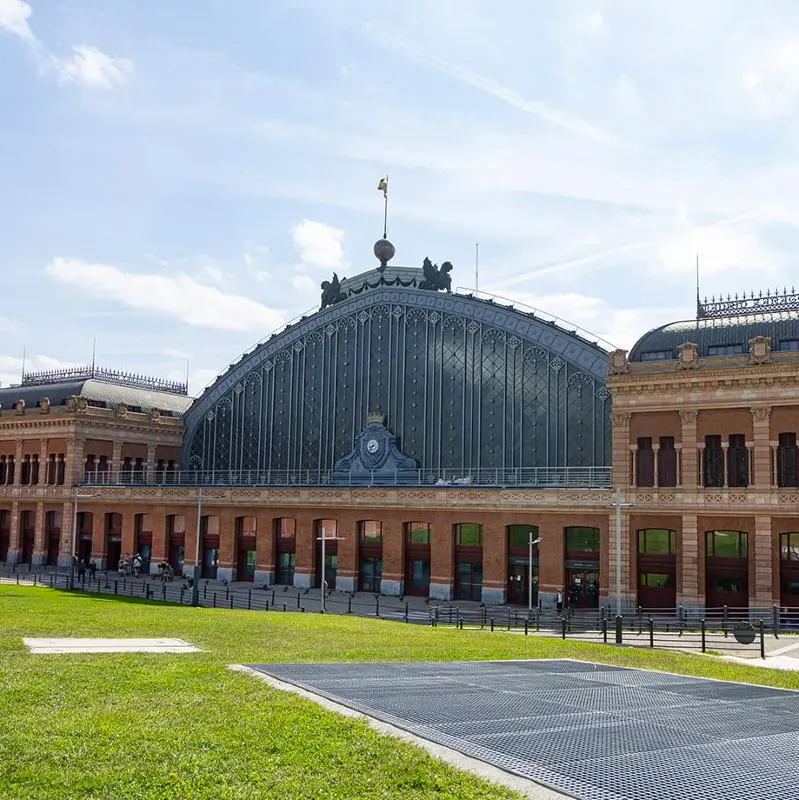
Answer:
[679,410,697,424]
[748,335,772,365]
[38,397,50,414]
[751,406,772,423]
[65,395,88,413]
[114,403,128,419]
[13,399,25,415]
[148,408,161,423]
[677,342,700,370]
[607,349,630,375]
[612,412,631,427]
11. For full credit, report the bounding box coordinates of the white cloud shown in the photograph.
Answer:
[45,257,285,333]
[486,288,690,351]
[0,354,81,389]
[54,45,133,89]
[657,222,781,278]
[0,0,33,41]
[292,219,346,270]
[291,274,317,295]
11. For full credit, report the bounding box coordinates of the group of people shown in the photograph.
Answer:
[117,553,145,577]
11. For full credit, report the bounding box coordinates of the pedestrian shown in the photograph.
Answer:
[556,588,563,614]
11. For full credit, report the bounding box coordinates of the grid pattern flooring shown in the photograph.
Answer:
[247,659,799,800]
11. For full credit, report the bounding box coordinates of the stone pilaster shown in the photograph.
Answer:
[380,518,403,597]
[66,438,85,487]
[612,412,632,487]
[429,517,454,601]
[752,516,775,607]
[38,439,48,486]
[677,513,701,610]
[679,411,698,488]
[146,444,157,482]
[57,500,74,567]
[32,501,46,566]
[751,407,773,489]
[481,518,507,606]
[13,441,22,485]
[6,500,20,563]
[111,441,123,477]
[607,502,635,613]
[253,514,275,585]
[216,511,235,582]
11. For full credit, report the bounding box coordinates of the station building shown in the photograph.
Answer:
[1,250,797,612]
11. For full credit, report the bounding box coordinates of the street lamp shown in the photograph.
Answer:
[611,487,635,622]
[69,489,95,590]
[528,531,541,613]
[316,528,344,613]
[191,487,202,607]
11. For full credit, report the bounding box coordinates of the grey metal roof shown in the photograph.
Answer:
[629,310,799,361]
[0,378,193,416]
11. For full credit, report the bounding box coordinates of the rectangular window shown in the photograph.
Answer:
[359,520,382,543]
[706,530,747,558]
[707,343,744,356]
[455,523,483,547]
[507,525,538,552]
[727,433,749,487]
[703,435,724,487]
[405,522,430,545]
[275,518,295,539]
[565,526,600,553]
[638,529,676,555]
[780,533,799,560]
[658,437,677,487]
[636,437,654,487]
[639,573,672,588]
[778,432,799,488]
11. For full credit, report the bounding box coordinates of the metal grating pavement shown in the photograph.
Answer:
[247,659,799,800]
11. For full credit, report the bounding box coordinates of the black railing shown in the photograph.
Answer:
[76,466,613,490]
[2,563,796,660]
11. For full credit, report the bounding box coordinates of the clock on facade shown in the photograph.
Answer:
[366,438,380,454]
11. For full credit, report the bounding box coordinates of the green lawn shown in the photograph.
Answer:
[1,587,797,800]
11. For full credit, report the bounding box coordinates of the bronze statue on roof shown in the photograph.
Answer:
[419,258,453,293]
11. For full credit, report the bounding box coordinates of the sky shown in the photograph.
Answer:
[2,0,799,394]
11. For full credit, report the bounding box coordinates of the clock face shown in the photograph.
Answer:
[366,438,380,454]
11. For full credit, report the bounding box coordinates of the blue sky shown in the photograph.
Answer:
[2,0,799,393]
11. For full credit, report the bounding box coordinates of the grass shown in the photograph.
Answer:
[1,587,798,800]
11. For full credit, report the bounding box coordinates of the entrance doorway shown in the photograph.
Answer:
[507,525,539,607]
[780,533,799,607]
[275,518,296,585]
[637,529,677,609]
[705,531,748,608]
[20,510,34,564]
[315,519,339,590]
[404,522,431,597]
[454,523,483,602]
[45,511,61,566]
[566,569,599,609]
[237,536,256,582]
[358,520,382,593]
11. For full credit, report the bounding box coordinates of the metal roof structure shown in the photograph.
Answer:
[0,367,193,416]
[630,289,799,362]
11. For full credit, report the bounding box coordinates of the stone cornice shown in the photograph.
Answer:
[606,361,799,393]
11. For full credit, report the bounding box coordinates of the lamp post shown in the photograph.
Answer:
[191,487,202,607]
[528,531,541,613]
[315,528,344,614]
[69,489,94,590]
[610,488,635,641]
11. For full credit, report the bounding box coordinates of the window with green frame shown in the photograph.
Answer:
[508,525,539,551]
[638,529,676,555]
[780,533,799,560]
[706,530,747,558]
[455,523,483,547]
[565,526,600,553]
[406,522,431,545]
[359,520,382,543]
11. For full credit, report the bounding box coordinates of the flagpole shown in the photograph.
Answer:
[383,174,389,239]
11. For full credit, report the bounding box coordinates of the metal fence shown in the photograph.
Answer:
[75,466,613,490]
[3,563,795,661]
